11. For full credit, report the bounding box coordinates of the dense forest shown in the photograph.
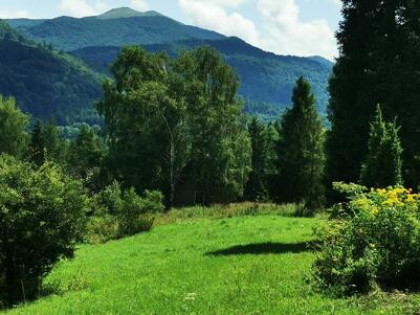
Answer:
[0,21,103,124]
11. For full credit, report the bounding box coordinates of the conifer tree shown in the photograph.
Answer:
[361,105,403,188]
[245,118,269,201]
[328,0,420,188]
[68,125,106,190]
[276,77,325,211]
[29,120,46,166]
[29,119,65,166]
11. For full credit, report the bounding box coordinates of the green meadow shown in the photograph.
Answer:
[5,207,420,314]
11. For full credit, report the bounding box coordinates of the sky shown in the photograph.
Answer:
[0,0,342,60]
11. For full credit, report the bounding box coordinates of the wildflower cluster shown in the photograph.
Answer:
[350,187,420,215]
[314,184,420,296]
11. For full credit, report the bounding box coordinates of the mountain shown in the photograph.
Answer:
[5,8,333,122]
[6,8,223,51]
[0,20,103,124]
[97,7,162,19]
[70,37,332,114]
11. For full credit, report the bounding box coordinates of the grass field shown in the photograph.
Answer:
[4,207,420,314]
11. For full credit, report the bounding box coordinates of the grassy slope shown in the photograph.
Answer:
[5,212,420,314]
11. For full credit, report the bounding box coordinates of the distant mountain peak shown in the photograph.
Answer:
[97,7,162,19]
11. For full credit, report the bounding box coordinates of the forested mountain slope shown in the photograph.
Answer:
[7,8,223,51]
[5,8,333,121]
[0,20,102,124]
[71,37,332,113]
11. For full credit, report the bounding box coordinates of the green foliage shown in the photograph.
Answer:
[68,124,107,190]
[116,189,164,236]
[98,46,251,204]
[0,20,25,42]
[88,181,164,243]
[244,118,273,201]
[327,0,420,188]
[314,187,420,296]
[0,32,103,124]
[0,94,30,158]
[275,77,326,211]
[360,105,403,188]
[0,155,87,305]
[28,119,67,166]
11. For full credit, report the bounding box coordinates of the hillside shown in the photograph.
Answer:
[70,37,332,114]
[0,20,103,124]
[7,8,333,120]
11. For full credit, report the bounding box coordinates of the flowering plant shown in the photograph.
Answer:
[313,184,420,296]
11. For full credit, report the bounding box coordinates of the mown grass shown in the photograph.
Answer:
[4,206,420,314]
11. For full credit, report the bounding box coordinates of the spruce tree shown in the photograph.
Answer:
[328,0,420,188]
[276,77,325,211]
[361,105,403,188]
[29,120,46,166]
[245,117,269,201]
[29,119,65,166]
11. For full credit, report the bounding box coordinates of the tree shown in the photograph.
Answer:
[327,0,420,188]
[97,47,183,200]
[0,94,29,158]
[68,124,107,190]
[361,105,403,188]
[245,118,270,201]
[0,156,87,304]
[176,47,251,203]
[276,77,325,210]
[28,120,46,166]
[97,46,251,205]
[28,119,65,166]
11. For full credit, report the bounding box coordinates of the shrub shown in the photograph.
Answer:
[0,155,87,305]
[87,182,164,243]
[116,189,164,236]
[313,186,420,296]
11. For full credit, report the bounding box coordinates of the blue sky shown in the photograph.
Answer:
[0,0,342,60]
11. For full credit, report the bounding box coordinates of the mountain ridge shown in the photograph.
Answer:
[3,8,333,122]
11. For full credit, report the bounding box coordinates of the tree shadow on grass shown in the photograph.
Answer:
[207,241,319,256]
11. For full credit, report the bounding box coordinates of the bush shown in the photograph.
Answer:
[116,188,164,236]
[313,186,420,296]
[87,182,164,243]
[0,155,87,305]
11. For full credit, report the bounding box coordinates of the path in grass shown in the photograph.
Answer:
[6,215,420,314]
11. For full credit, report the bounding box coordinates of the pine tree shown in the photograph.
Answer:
[245,118,269,201]
[29,120,46,166]
[328,0,420,188]
[361,105,403,188]
[68,125,106,190]
[29,119,65,166]
[276,77,325,211]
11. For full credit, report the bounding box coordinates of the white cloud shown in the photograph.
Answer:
[256,0,337,59]
[178,0,337,60]
[0,9,29,19]
[179,0,259,45]
[59,0,110,18]
[130,0,149,11]
[327,0,341,6]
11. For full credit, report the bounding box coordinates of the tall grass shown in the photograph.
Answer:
[154,202,305,225]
